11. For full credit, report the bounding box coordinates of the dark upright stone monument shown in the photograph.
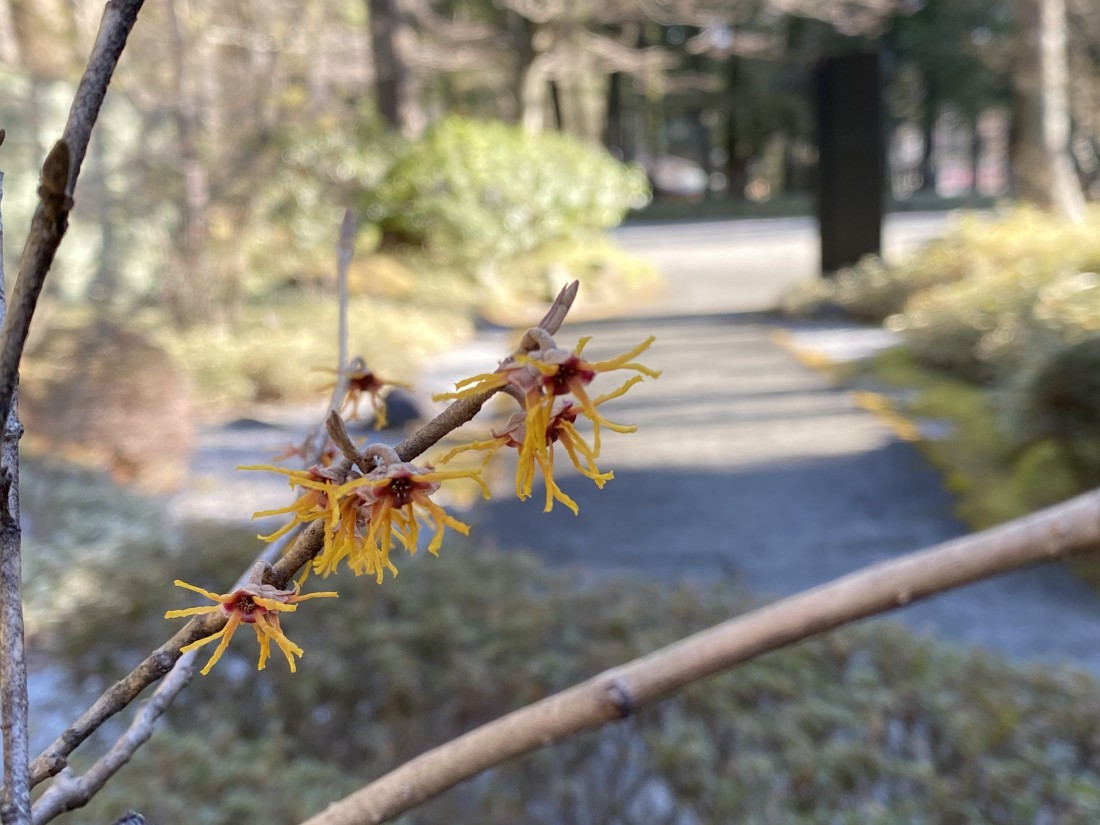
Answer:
[816,52,885,274]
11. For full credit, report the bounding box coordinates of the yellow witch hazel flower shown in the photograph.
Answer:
[326,458,490,582]
[238,462,347,544]
[242,447,488,583]
[441,396,617,514]
[435,330,660,512]
[165,564,337,675]
[316,356,411,430]
[517,334,660,455]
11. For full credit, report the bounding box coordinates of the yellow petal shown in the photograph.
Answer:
[172,580,231,603]
[164,605,222,619]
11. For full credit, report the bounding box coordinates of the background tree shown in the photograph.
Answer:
[1011,0,1085,218]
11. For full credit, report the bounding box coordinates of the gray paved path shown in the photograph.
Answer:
[467,215,1100,675]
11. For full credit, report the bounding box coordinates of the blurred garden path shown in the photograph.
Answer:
[467,213,1100,676]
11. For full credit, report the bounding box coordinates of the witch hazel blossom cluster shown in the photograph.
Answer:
[436,330,660,513]
[167,292,660,675]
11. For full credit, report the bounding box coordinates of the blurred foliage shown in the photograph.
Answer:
[245,110,403,296]
[19,319,195,489]
[26,461,1100,824]
[782,206,1100,339]
[891,207,1100,384]
[365,117,651,268]
[477,234,661,323]
[780,249,967,323]
[861,347,1080,531]
[1011,336,1100,488]
[784,207,1100,581]
[249,113,654,308]
[149,295,472,412]
[18,295,472,421]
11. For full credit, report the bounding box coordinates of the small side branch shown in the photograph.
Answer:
[311,210,357,463]
[28,617,219,786]
[297,488,1100,825]
[30,653,196,825]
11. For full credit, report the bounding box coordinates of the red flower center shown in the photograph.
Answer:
[226,592,265,624]
[546,403,579,444]
[544,357,595,396]
[387,476,415,508]
[350,373,382,393]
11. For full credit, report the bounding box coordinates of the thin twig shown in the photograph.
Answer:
[311,209,357,463]
[28,615,223,787]
[30,652,197,825]
[0,0,146,444]
[297,488,1100,825]
[27,280,582,789]
[0,161,32,825]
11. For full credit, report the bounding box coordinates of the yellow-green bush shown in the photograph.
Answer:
[892,207,1100,382]
[366,117,651,266]
[783,208,1100,378]
[151,296,473,412]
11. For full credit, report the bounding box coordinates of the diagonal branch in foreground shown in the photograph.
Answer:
[27,279,581,791]
[298,487,1100,825]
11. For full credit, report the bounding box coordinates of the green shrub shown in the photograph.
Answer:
[32,464,1100,825]
[781,249,969,323]
[783,207,1100,384]
[364,117,651,267]
[148,295,471,411]
[892,207,1100,382]
[245,110,401,296]
[1009,336,1100,487]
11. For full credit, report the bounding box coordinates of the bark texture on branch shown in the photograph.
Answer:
[0,163,32,825]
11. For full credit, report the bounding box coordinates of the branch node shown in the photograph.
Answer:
[325,411,370,474]
[603,677,637,720]
[39,141,73,224]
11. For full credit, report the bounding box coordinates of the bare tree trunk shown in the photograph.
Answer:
[1011,0,1084,220]
[547,78,564,131]
[604,71,624,158]
[165,0,212,327]
[86,131,118,311]
[918,92,937,193]
[508,11,548,133]
[367,0,423,138]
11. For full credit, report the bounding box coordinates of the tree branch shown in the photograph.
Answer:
[30,653,196,825]
[297,488,1100,825]
[0,151,32,825]
[309,209,357,464]
[26,280,582,789]
[0,0,145,443]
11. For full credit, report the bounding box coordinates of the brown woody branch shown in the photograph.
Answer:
[298,488,1100,825]
[27,280,580,794]
[29,651,196,825]
[0,156,33,825]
